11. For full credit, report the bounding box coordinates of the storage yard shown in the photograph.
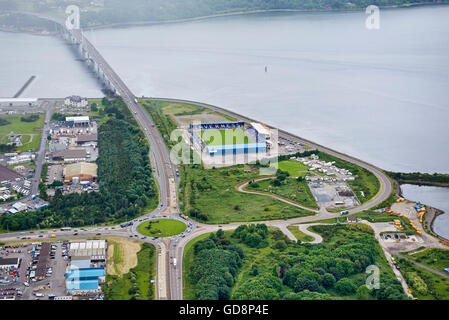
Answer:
[278,154,360,209]
[0,239,107,300]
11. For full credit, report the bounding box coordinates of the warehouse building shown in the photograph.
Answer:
[76,134,98,146]
[63,162,98,183]
[65,267,105,294]
[0,257,21,270]
[0,165,22,182]
[69,240,106,259]
[65,116,90,127]
[53,149,87,162]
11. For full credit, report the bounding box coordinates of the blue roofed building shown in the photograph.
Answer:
[206,142,267,156]
[65,267,105,294]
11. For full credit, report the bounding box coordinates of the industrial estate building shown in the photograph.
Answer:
[65,116,90,127]
[52,149,87,162]
[63,162,98,183]
[0,257,21,270]
[66,240,107,295]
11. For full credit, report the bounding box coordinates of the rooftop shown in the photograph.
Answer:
[0,257,20,266]
[66,116,90,122]
[53,149,87,159]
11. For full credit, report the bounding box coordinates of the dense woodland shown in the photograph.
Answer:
[0,98,157,231]
[187,225,407,300]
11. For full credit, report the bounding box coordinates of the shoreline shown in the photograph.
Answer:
[399,183,449,242]
[81,2,449,31]
[1,2,448,35]
[426,207,449,242]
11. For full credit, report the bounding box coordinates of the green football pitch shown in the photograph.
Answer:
[201,129,252,146]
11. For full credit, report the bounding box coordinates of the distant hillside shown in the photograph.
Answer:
[1,0,448,28]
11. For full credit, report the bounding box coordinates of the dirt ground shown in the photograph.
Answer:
[172,111,230,128]
[105,237,142,276]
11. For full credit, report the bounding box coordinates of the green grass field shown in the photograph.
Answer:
[403,248,449,272]
[137,219,186,237]
[162,102,205,116]
[0,114,44,152]
[287,225,314,242]
[246,178,319,209]
[201,128,251,146]
[105,242,156,300]
[276,160,310,176]
[179,164,315,224]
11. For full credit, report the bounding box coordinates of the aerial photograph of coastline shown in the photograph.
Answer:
[0,0,448,312]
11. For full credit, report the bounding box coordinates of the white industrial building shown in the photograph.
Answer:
[251,122,271,141]
[69,240,107,259]
[65,116,90,127]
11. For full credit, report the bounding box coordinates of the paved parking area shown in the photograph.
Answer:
[46,164,63,185]
[0,242,69,300]
[0,244,31,300]
[308,181,359,209]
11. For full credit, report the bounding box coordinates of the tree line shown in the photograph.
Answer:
[387,171,449,186]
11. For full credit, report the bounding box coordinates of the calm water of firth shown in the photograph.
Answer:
[401,184,449,240]
[1,5,448,235]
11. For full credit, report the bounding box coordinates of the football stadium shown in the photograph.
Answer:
[189,121,272,156]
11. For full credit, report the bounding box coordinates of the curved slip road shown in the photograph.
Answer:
[236,176,320,214]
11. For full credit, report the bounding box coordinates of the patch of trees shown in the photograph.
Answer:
[231,224,269,248]
[274,225,406,300]
[189,230,244,300]
[0,119,11,126]
[187,207,209,222]
[20,114,39,122]
[233,225,406,300]
[270,169,290,187]
[51,113,81,122]
[388,171,449,185]
[0,144,16,153]
[0,98,157,231]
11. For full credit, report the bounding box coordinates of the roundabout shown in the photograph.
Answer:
[136,218,187,238]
